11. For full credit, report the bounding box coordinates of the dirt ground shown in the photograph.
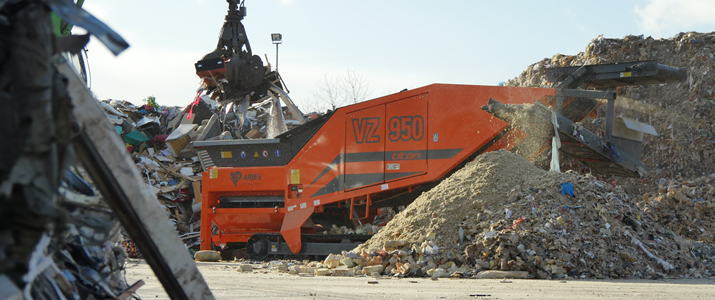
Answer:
[125,260,715,299]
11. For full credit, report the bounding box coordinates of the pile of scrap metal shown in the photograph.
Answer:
[194,0,307,139]
[0,1,140,299]
[1,1,215,299]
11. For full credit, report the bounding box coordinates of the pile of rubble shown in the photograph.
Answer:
[0,166,134,298]
[637,174,715,242]
[99,94,311,256]
[337,151,712,279]
[99,99,203,256]
[505,32,715,180]
[501,32,715,269]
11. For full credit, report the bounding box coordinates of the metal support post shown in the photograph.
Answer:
[555,95,566,114]
[605,97,616,143]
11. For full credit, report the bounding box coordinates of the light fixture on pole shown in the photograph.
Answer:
[271,33,282,72]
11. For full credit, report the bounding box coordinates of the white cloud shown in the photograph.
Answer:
[635,0,715,37]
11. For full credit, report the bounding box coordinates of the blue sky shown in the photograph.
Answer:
[80,0,715,110]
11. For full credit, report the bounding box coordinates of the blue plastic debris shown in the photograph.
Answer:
[560,182,574,196]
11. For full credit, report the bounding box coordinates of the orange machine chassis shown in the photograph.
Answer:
[199,84,556,254]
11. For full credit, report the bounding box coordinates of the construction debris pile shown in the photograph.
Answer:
[99,94,309,256]
[338,151,712,279]
[99,99,205,256]
[637,174,715,243]
[505,32,715,180]
[500,32,715,272]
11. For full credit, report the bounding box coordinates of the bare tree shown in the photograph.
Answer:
[342,69,371,105]
[308,69,372,113]
[306,73,342,113]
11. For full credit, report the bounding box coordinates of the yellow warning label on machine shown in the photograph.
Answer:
[620,72,632,77]
[254,151,260,158]
[290,169,300,184]
[210,169,218,179]
[221,151,232,158]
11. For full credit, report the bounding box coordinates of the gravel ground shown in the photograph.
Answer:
[124,259,715,299]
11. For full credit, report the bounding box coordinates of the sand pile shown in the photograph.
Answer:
[347,151,710,279]
[355,150,546,254]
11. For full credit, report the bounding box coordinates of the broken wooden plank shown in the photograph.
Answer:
[56,56,215,300]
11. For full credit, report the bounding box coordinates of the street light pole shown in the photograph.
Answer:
[271,33,282,72]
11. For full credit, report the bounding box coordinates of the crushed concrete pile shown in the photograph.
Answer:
[505,32,715,180]
[346,151,711,279]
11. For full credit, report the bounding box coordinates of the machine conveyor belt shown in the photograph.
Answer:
[546,60,687,88]
[483,99,644,177]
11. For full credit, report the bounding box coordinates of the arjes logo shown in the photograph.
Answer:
[230,171,262,186]
[230,171,242,185]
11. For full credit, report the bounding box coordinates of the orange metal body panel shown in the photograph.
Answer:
[200,84,554,252]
